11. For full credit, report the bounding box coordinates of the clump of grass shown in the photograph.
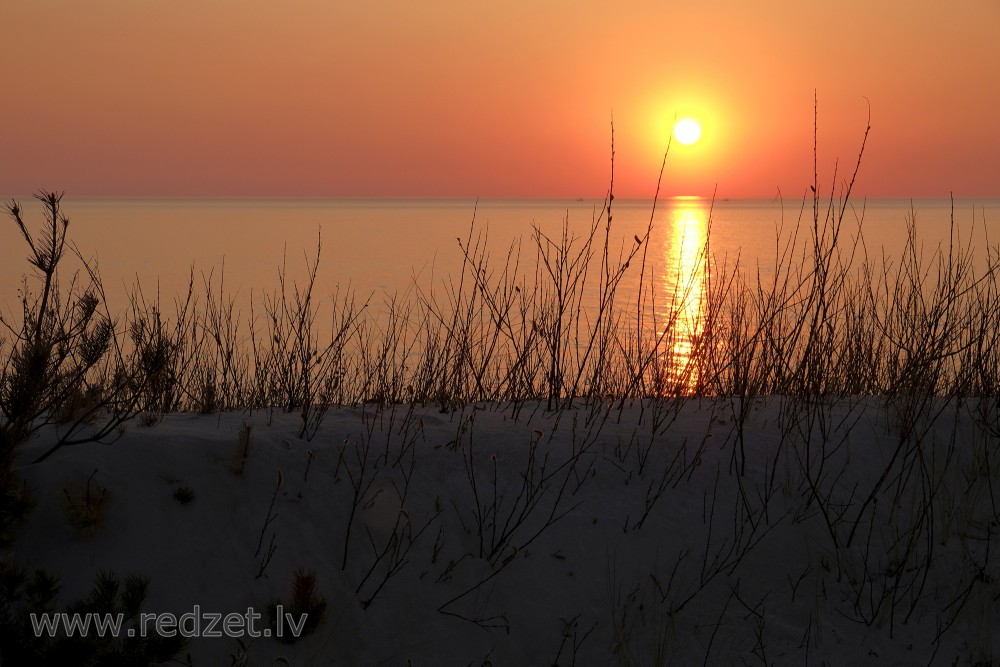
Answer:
[268,568,326,644]
[51,383,105,425]
[232,422,252,476]
[171,484,195,505]
[138,411,161,427]
[61,469,110,536]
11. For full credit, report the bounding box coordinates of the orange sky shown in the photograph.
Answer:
[2,1,998,199]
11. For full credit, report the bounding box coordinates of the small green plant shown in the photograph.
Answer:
[1,192,163,467]
[56,571,184,663]
[62,469,110,536]
[0,559,60,661]
[0,565,184,664]
[0,474,34,547]
[268,568,326,644]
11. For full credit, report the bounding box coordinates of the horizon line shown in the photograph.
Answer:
[4,193,999,204]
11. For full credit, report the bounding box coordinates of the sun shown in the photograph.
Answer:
[673,118,702,145]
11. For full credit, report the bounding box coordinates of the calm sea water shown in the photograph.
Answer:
[2,197,998,319]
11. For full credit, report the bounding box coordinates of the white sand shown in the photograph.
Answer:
[12,397,1000,664]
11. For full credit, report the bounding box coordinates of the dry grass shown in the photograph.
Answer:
[3,115,1000,661]
[1,120,998,484]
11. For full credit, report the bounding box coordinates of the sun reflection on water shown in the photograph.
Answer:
[659,199,709,392]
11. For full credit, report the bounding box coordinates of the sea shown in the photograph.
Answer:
[2,197,998,322]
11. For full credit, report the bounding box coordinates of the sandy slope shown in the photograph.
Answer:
[11,397,1000,665]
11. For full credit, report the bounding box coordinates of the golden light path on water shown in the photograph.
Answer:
[659,198,709,392]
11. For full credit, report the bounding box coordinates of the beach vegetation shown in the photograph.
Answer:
[3,112,1000,662]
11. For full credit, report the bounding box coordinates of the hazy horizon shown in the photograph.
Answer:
[5,193,1000,206]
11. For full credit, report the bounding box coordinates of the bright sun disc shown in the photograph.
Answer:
[673,118,702,145]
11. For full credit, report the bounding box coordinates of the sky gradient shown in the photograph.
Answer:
[3,1,999,199]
